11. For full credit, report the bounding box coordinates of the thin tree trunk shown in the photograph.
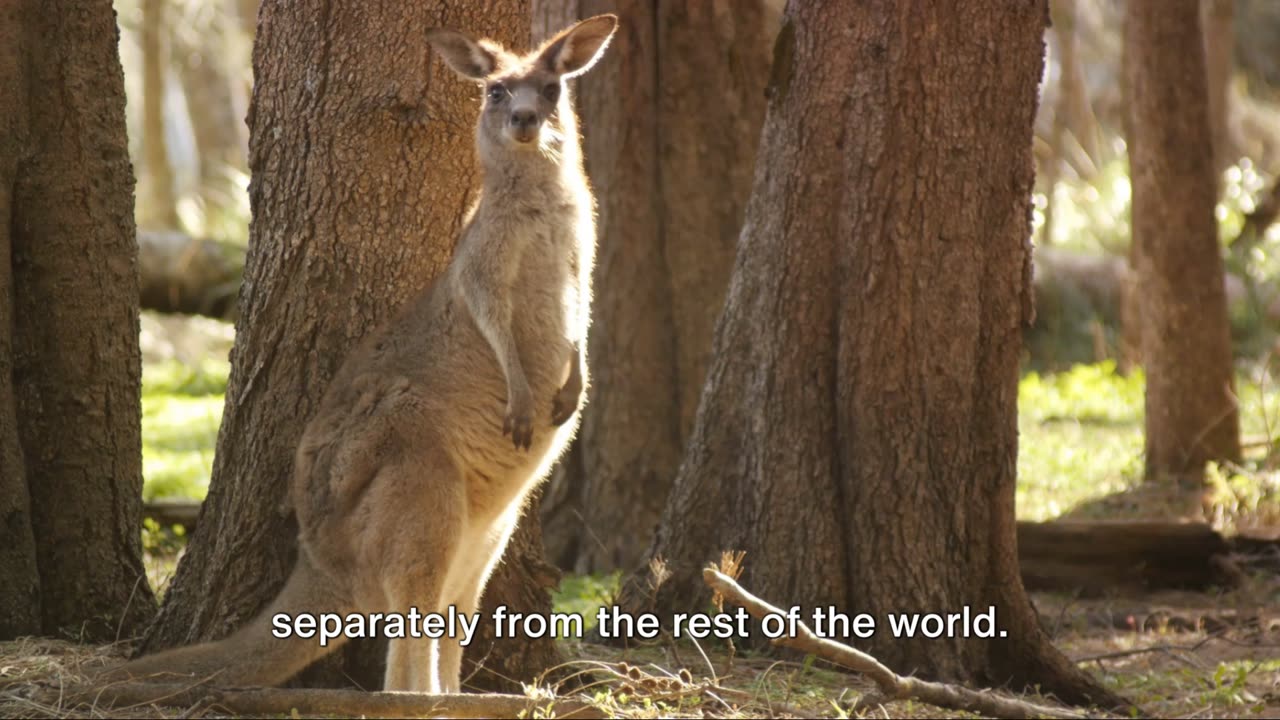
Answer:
[1,0,156,641]
[140,0,181,229]
[1050,0,1099,172]
[139,0,560,690]
[1203,0,1236,175]
[537,0,775,574]
[620,0,1122,709]
[237,0,258,38]
[1126,0,1241,481]
[173,4,249,213]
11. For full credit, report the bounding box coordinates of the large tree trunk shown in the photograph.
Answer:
[1125,0,1241,482]
[0,0,156,641]
[141,0,559,691]
[537,0,775,574]
[618,0,1122,709]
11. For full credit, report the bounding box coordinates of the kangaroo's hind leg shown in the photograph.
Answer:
[436,504,523,693]
[357,446,466,693]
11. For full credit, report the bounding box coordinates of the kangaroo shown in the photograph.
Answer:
[105,15,617,694]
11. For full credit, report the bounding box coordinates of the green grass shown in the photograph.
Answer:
[141,358,227,501]
[1016,359,1280,526]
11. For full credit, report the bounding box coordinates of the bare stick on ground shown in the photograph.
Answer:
[702,567,1123,720]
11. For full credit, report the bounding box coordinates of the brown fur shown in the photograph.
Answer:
[106,15,617,694]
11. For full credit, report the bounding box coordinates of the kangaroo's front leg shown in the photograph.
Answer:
[551,341,584,426]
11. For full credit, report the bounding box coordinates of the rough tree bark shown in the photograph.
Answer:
[1126,0,1241,481]
[618,0,1123,709]
[140,0,181,229]
[141,0,560,692]
[0,0,156,640]
[536,0,775,573]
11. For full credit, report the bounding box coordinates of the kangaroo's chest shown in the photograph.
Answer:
[512,208,587,342]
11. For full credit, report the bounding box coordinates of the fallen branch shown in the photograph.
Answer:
[701,567,1095,720]
[51,681,602,719]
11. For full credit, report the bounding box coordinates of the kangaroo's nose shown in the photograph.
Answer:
[511,110,537,129]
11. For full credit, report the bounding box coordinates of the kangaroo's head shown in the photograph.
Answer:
[427,15,617,160]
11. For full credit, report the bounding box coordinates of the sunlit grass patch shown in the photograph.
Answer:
[1017,361,1146,521]
[1017,359,1280,527]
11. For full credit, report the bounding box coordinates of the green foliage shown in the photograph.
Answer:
[551,571,620,633]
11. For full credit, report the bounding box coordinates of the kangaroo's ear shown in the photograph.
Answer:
[537,14,618,78]
[426,28,499,80]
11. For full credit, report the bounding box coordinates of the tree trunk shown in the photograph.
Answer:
[0,0,156,641]
[1125,0,1241,481]
[140,0,562,691]
[1203,0,1236,175]
[140,0,181,230]
[536,0,775,574]
[619,0,1122,709]
[236,0,259,39]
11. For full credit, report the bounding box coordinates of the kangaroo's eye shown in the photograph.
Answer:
[487,84,508,102]
[542,83,560,102]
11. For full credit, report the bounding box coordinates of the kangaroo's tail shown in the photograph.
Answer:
[104,552,351,688]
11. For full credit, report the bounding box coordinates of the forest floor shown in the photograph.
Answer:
[1,313,1278,718]
[1,576,1277,718]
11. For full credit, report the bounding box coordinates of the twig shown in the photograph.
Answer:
[50,681,602,718]
[702,567,1097,720]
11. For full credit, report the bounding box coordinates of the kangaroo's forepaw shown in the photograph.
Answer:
[503,403,533,450]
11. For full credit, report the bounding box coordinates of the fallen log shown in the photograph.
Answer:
[1016,520,1252,594]
[143,499,201,528]
[138,230,244,320]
